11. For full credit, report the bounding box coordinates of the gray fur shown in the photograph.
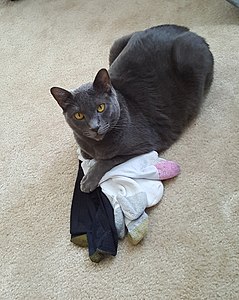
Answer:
[50,25,214,192]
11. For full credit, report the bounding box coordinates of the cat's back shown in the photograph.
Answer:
[109,24,213,107]
[132,24,189,50]
[109,25,189,80]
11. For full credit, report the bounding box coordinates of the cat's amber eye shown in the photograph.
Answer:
[74,112,84,120]
[97,103,105,113]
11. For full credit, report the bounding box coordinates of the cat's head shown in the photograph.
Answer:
[50,69,120,141]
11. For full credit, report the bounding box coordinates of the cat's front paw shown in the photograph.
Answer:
[80,173,99,193]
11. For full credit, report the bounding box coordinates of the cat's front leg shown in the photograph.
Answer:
[80,156,133,193]
[80,165,102,193]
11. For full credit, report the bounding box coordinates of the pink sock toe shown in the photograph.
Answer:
[154,161,181,180]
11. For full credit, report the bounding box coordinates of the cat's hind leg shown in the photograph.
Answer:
[172,31,214,87]
[109,33,134,66]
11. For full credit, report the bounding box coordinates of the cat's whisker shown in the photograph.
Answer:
[111,124,128,130]
[98,124,110,135]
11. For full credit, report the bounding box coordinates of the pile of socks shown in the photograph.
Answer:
[70,150,180,263]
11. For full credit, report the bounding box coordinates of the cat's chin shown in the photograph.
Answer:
[93,134,105,141]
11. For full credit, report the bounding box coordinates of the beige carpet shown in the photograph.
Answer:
[1,0,239,299]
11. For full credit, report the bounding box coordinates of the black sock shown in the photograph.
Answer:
[70,161,118,262]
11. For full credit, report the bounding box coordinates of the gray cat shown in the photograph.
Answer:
[50,25,214,193]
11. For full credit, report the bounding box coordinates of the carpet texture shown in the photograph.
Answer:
[1,0,239,299]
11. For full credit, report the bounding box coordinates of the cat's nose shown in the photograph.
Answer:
[90,125,100,132]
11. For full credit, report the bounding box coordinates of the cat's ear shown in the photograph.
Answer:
[50,87,73,111]
[93,68,111,93]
